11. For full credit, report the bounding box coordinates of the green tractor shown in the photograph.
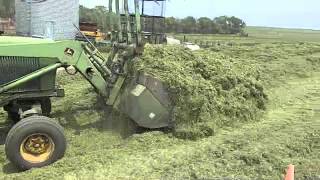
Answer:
[0,0,172,170]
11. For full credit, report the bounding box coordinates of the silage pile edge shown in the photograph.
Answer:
[131,44,268,139]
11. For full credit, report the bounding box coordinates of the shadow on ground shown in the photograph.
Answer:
[51,97,143,138]
[2,163,19,174]
[0,123,11,145]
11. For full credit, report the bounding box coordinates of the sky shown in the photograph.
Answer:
[80,0,320,30]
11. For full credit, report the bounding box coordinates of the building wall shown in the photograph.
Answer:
[15,0,79,40]
[0,18,16,34]
[15,0,31,36]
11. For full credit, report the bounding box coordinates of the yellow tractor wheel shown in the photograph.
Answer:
[5,116,66,170]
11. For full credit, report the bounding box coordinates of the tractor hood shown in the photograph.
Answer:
[0,36,55,46]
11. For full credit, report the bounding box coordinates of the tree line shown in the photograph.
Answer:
[166,16,246,34]
[80,6,247,35]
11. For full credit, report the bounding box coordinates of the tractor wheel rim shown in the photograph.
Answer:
[20,133,55,164]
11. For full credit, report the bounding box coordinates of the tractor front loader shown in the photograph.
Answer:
[0,0,172,170]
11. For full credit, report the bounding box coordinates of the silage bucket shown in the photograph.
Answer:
[114,72,173,129]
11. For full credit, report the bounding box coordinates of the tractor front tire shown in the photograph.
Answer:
[5,116,66,170]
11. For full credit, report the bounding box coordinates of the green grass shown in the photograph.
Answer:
[246,26,320,42]
[0,27,320,179]
[174,26,320,43]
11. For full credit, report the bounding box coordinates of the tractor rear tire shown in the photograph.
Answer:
[5,116,66,170]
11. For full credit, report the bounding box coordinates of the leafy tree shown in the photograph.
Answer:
[165,17,179,33]
[181,16,197,33]
[165,15,246,35]
[197,17,213,34]
[0,0,15,18]
[228,16,246,34]
[213,16,230,34]
[213,16,246,34]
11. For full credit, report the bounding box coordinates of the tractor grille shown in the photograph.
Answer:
[0,56,42,91]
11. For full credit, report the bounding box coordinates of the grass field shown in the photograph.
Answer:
[0,27,320,179]
[246,26,320,42]
[174,26,320,43]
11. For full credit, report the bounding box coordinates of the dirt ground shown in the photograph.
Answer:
[0,36,319,179]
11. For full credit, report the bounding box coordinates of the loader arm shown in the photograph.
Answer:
[74,42,173,129]
[0,0,172,171]
[0,0,172,129]
[0,38,172,128]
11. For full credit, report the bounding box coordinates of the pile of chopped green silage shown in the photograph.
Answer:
[131,45,267,139]
[0,40,319,180]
